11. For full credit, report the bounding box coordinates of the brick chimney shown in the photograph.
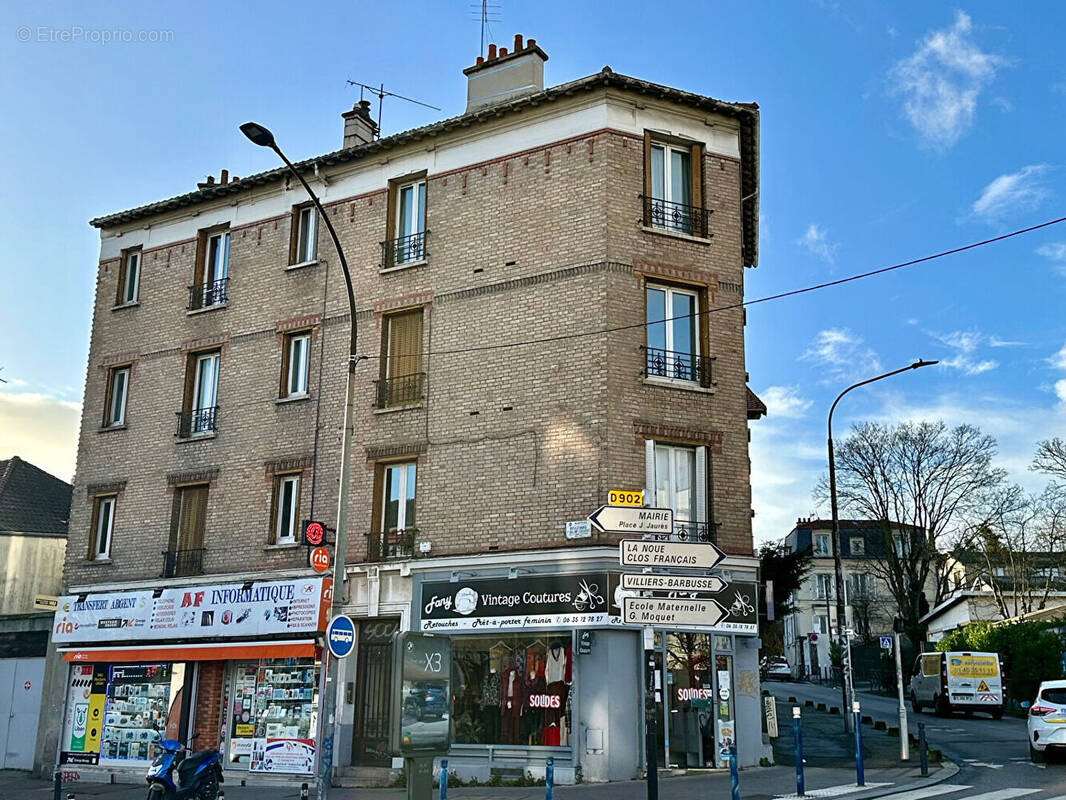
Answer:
[342,99,379,148]
[463,34,548,113]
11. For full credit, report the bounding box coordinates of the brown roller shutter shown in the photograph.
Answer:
[642,131,653,226]
[698,286,712,388]
[182,353,197,415]
[288,205,301,265]
[279,336,291,398]
[385,182,398,261]
[690,143,704,236]
[193,231,208,287]
[177,484,208,552]
[387,310,423,380]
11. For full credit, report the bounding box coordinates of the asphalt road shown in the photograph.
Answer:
[767,680,1066,799]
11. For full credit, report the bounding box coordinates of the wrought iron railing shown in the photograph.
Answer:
[367,528,416,562]
[643,347,716,385]
[381,231,427,269]
[640,195,713,238]
[187,277,229,311]
[162,547,205,578]
[175,406,219,438]
[374,372,425,409]
[645,520,721,544]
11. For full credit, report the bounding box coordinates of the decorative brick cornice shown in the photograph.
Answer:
[166,467,220,487]
[181,334,230,355]
[275,314,322,334]
[634,259,719,290]
[634,421,724,453]
[264,455,314,477]
[365,442,428,461]
[97,350,140,368]
[373,291,434,316]
[86,480,127,497]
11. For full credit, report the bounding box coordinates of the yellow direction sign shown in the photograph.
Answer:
[607,489,643,507]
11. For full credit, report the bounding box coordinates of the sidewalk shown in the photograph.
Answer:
[0,698,948,800]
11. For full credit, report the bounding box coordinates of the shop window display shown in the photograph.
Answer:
[226,658,318,774]
[452,634,572,747]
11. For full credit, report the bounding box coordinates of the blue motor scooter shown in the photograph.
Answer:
[145,734,223,800]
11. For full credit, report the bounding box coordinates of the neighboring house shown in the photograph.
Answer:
[35,36,766,784]
[0,456,71,769]
[922,590,1066,643]
[780,518,932,680]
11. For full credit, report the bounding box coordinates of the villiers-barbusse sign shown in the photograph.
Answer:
[419,573,759,634]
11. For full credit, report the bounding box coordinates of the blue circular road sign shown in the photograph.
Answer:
[326,614,356,658]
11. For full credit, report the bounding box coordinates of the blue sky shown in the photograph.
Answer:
[2,1,1065,543]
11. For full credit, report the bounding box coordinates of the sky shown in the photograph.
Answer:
[1,1,1065,545]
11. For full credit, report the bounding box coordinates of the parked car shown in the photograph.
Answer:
[761,656,792,681]
[909,650,1004,719]
[403,682,449,721]
[1027,680,1066,762]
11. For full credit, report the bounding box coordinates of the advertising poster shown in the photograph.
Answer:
[60,664,107,764]
[53,577,331,644]
[250,738,315,774]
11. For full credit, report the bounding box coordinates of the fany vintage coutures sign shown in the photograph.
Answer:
[52,578,332,644]
[420,573,614,631]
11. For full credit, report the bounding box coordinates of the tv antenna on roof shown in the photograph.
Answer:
[470,0,502,58]
[345,80,441,138]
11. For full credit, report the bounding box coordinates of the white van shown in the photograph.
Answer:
[909,651,1004,719]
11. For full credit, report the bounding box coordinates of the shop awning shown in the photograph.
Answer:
[59,639,317,663]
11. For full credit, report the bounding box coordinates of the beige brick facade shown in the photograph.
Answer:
[66,84,759,590]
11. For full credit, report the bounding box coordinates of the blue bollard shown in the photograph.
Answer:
[545,756,554,800]
[853,703,865,787]
[793,707,805,797]
[729,746,741,800]
[440,758,448,800]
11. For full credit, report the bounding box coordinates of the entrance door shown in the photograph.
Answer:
[1,657,45,769]
[352,619,399,766]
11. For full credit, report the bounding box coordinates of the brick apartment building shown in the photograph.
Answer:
[35,36,765,785]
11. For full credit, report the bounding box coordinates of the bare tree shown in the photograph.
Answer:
[821,421,1006,643]
[1033,438,1066,480]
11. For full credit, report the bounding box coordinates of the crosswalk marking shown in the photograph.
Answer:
[866,784,972,800]
[962,790,1040,800]
[773,783,892,799]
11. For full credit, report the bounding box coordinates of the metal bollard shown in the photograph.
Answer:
[793,706,805,797]
[440,758,449,800]
[53,770,61,800]
[545,756,554,800]
[918,722,929,777]
[853,702,865,787]
[729,746,741,800]
[299,782,308,799]
[218,789,225,800]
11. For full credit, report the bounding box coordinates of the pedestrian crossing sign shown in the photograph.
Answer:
[977,679,990,692]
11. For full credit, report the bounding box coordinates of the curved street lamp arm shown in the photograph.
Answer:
[827,359,939,442]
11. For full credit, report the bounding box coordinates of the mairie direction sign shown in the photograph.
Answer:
[588,505,673,535]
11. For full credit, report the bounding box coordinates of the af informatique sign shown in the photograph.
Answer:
[52,577,332,644]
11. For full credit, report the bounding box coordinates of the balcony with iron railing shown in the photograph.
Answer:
[640,195,713,238]
[642,347,716,386]
[175,406,218,438]
[366,528,416,562]
[380,231,427,270]
[644,520,722,545]
[187,277,229,311]
[162,547,205,578]
[374,373,425,409]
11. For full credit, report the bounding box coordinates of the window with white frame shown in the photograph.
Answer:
[117,249,140,305]
[850,572,877,600]
[645,440,709,537]
[388,178,426,266]
[381,462,417,533]
[104,365,130,427]
[850,536,865,556]
[647,142,692,234]
[273,474,301,544]
[180,350,220,436]
[813,614,829,635]
[812,573,835,600]
[90,495,116,560]
[292,205,318,265]
[645,284,706,384]
[282,332,311,398]
[813,533,831,557]
[191,228,230,309]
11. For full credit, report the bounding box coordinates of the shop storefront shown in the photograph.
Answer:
[51,577,331,781]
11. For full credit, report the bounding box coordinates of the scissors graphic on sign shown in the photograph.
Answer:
[574,580,605,611]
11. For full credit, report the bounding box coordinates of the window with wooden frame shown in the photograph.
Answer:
[103,364,130,428]
[167,483,208,577]
[116,247,141,305]
[289,203,318,266]
[178,349,220,437]
[644,281,713,387]
[190,225,230,310]
[280,331,311,399]
[642,132,706,237]
[384,174,427,268]
[270,472,301,544]
[369,460,417,560]
[376,309,424,408]
[88,494,116,560]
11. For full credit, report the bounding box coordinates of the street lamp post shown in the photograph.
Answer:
[241,122,358,800]
[827,359,937,732]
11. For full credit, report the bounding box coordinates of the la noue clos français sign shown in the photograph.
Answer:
[619,539,725,569]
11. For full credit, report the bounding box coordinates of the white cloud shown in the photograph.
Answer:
[797,224,839,264]
[940,355,998,375]
[927,328,1001,375]
[1056,380,1066,404]
[988,337,1025,348]
[1049,342,1066,370]
[972,165,1050,222]
[761,386,813,419]
[990,96,1012,113]
[802,328,882,381]
[1037,242,1066,276]
[889,11,1005,150]
[0,391,80,482]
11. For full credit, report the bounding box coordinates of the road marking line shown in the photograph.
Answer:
[962,791,1040,800]
[773,784,891,799]
[861,784,972,800]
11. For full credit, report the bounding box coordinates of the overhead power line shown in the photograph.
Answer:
[359,214,1066,361]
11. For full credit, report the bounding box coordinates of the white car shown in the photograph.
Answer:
[761,656,792,681]
[1028,679,1066,762]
